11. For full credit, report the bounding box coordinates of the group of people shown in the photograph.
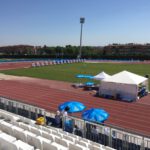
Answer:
[54,106,81,134]
[54,107,109,142]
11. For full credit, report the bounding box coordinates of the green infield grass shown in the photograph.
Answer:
[0,63,150,88]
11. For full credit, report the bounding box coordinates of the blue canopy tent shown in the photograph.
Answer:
[59,101,86,113]
[82,108,109,123]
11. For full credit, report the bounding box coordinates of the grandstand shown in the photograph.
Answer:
[0,109,116,150]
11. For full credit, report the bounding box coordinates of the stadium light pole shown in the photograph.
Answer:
[78,17,85,59]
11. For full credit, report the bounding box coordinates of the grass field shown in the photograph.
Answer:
[0,63,150,88]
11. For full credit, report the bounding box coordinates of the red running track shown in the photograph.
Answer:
[0,78,150,137]
[0,62,32,70]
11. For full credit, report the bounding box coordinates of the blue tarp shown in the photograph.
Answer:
[76,74,93,79]
[76,74,85,78]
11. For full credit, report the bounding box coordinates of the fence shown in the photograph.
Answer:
[62,116,150,150]
[0,96,150,150]
[0,96,46,120]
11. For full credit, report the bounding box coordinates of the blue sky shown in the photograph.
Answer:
[0,0,150,46]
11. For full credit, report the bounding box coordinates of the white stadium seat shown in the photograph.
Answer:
[55,136,73,147]
[41,126,52,133]
[19,122,32,131]
[0,121,13,135]
[51,142,68,150]
[63,134,76,143]
[30,126,42,136]
[76,140,89,147]
[0,136,18,150]
[0,132,16,142]
[13,127,27,142]
[13,140,34,150]
[36,136,52,150]
[52,130,63,137]
[69,143,89,150]
[25,130,37,146]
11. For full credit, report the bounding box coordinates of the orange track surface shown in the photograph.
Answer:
[0,78,150,137]
[0,62,32,70]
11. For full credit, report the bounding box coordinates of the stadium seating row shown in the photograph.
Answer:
[0,109,115,150]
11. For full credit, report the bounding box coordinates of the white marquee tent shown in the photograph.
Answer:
[93,71,111,80]
[99,70,148,101]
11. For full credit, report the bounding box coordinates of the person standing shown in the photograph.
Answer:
[91,125,99,142]
[61,106,70,117]
[61,106,73,133]
[54,110,62,128]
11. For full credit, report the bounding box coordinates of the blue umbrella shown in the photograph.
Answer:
[59,101,86,113]
[82,108,109,123]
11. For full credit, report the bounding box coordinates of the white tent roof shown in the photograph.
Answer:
[103,70,147,85]
[93,71,111,80]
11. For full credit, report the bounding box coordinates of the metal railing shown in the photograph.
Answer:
[0,96,45,120]
[62,116,150,150]
[0,96,150,150]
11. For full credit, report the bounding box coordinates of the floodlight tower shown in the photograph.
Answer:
[78,17,85,59]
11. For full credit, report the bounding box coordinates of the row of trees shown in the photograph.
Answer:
[0,44,150,60]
